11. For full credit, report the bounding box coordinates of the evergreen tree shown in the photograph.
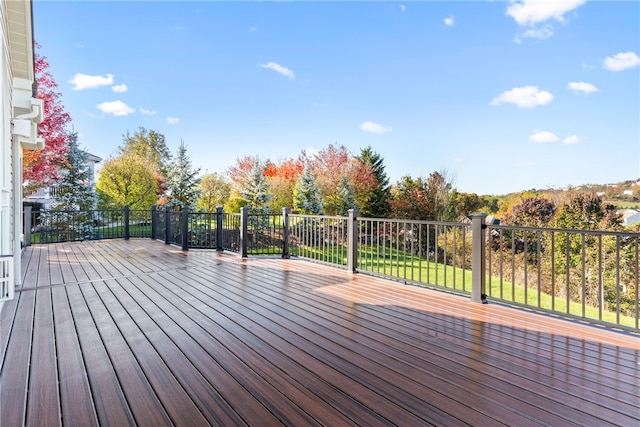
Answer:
[292,163,323,214]
[333,176,356,216]
[356,146,390,217]
[50,132,95,211]
[166,141,201,209]
[239,160,273,213]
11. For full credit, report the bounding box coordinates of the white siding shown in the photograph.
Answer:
[0,0,14,301]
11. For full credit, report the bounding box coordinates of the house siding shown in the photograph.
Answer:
[1,0,36,302]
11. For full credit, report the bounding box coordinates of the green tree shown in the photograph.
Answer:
[197,172,231,212]
[389,171,456,221]
[50,132,96,211]
[166,141,201,209]
[329,176,356,216]
[119,127,172,177]
[292,163,323,214]
[453,192,486,217]
[425,170,456,221]
[554,192,622,231]
[389,175,429,220]
[239,160,273,213]
[96,154,159,210]
[355,146,390,217]
[46,132,96,240]
[551,192,624,310]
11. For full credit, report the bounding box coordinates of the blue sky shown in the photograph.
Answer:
[34,1,639,195]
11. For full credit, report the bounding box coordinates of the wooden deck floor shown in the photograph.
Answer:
[1,239,639,426]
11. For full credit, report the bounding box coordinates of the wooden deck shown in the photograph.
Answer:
[1,240,639,426]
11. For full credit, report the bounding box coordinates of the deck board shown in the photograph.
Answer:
[51,285,99,426]
[1,239,639,427]
[26,288,60,427]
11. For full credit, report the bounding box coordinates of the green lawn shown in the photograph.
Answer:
[294,243,638,329]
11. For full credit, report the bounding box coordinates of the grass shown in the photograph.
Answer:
[607,200,640,209]
[294,243,638,329]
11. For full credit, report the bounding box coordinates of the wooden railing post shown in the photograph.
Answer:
[347,208,359,273]
[282,207,290,259]
[240,207,249,258]
[23,206,32,247]
[181,206,189,251]
[216,206,224,252]
[164,205,171,245]
[470,212,488,303]
[123,205,130,240]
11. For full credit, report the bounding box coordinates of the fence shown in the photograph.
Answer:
[23,206,639,332]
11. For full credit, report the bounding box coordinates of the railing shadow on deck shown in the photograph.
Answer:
[22,205,640,333]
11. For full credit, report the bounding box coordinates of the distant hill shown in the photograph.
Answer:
[503,178,640,209]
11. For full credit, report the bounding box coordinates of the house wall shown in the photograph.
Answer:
[1,0,37,303]
[623,211,640,226]
[1,1,15,304]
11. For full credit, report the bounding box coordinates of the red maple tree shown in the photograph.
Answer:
[22,43,71,196]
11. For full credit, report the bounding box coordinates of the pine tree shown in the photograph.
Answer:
[356,146,390,217]
[50,132,96,211]
[334,175,356,216]
[166,141,201,209]
[239,160,273,213]
[293,163,323,214]
[48,132,96,240]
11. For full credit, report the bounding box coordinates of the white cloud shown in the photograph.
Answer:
[112,84,128,93]
[491,86,553,108]
[166,117,180,125]
[529,131,558,143]
[97,100,135,116]
[603,51,640,72]
[401,5,406,12]
[260,62,295,79]
[70,73,114,90]
[519,25,553,41]
[506,0,586,26]
[140,108,157,115]
[564,135,580,144]
[249,26,258,32]
[360,121,392,134]
[567,81,598,94]
[444,16,455,27]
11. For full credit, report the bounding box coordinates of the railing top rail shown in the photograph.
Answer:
[289,214,346,220]
[359,216,470,227]
[489,223,640,238]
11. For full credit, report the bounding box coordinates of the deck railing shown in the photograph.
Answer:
[23,206,639,332]
[357,217,472,294]
[289,213,350,267]
[0,256,13,301]
[486,224,639,330]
